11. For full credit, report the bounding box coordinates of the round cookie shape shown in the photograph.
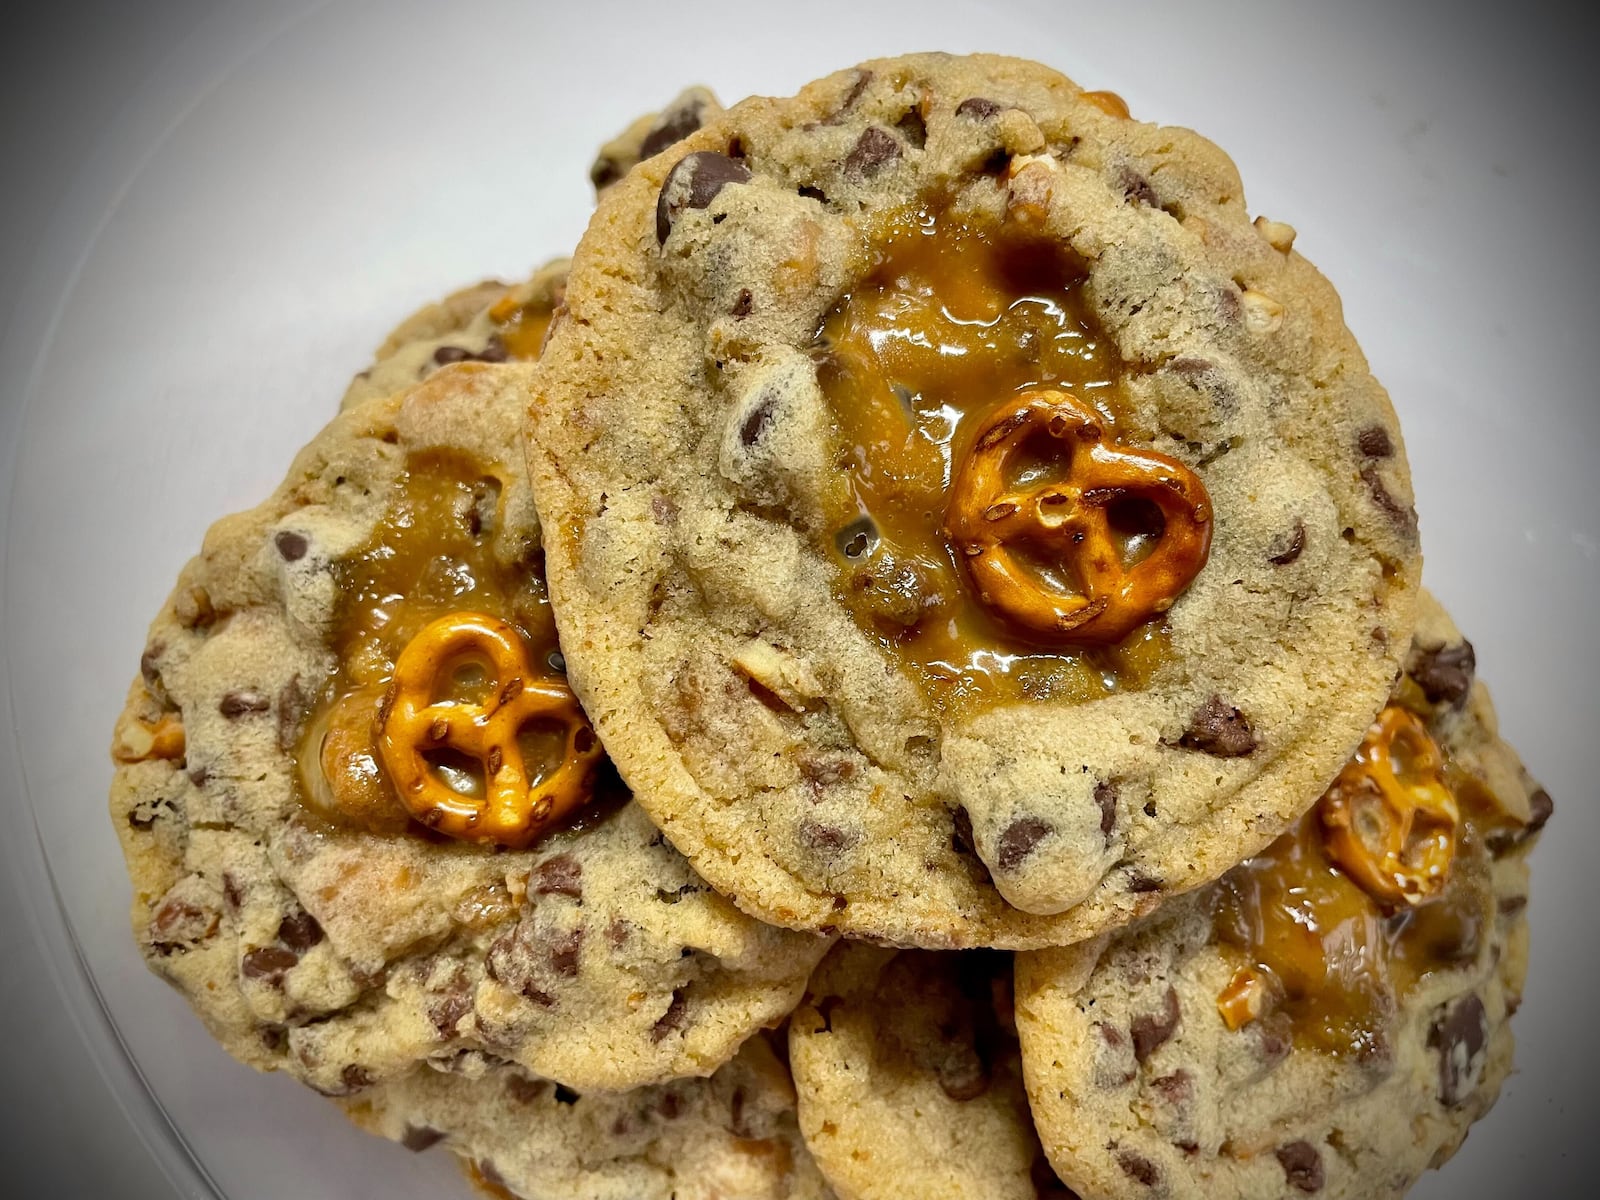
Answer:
[110,363,829,1098]
[342,1035,834,1200]
[1013,592,1550,1200]
[789,944,1072,1200]
[527,53,1421,947]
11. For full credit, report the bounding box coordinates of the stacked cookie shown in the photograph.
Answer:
[111,56,1550,1200]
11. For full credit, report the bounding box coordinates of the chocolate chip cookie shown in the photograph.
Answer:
[589,85,725,195]
[342,1034,834,1200]
[789,944,1070,1200]
[527,53,1421,947]
[110,365,828,1097]
[1014,592,1548,1199]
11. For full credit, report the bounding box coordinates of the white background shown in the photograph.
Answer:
[2,1,1594,1196]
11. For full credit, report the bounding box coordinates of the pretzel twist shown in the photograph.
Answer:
[379,612,601,847]
[943,390,1213,644]
[1319,705,1460,907]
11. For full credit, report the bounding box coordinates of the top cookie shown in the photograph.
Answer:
[527,53,1421,948]
[111,362,827,1097]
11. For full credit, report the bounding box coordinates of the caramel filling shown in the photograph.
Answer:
[295,449,584,841]
[1210,705,1488,1058]
[488,289,555,360]
[818,206,1187,712]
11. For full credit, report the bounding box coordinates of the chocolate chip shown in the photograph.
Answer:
[739,393,776,446]
[1131,987,1181,1062]
[1128,872,1164,893]
[1360,465,1419,534]
[826,69,873,123]
[505,1075,549,1105]
[1526,788,1555,837]
[401,1125,444,1152]
[589,155,625,191]
[1429,994,1488,1107]
[274,530,308,561]
[277,674,310,753]
[340,1064,373,1094]
[639,95,710,161]
[429,986,474,1036]
[844,127,901,179]
[800,820,856,858]
[276,909,323,952]
[1095,781,1118,840]
[651,988,689,1042]
[533,854,583,898]
[955,96,1003,119]
[1116,1151,1161,1187]
[937,1049,990,1102]
[241,945,299,984]
[549,928,583,978]
[1177,695,1257,757]
[1357,426,1394,459]
[655,151,751,243]
[1268,520,1306,566]
[656,1089,683,1118]
[995,816,1051,871]
[222,873,242,912]
[1150,1069,1193,1104]
[731,288,753,318]
[219,690,270,719]
[1410,641,1476,708]
[1119,167,1159,207]
[1276,1141,1325,1192]
[149,898,219,950]
[139,644,164,688]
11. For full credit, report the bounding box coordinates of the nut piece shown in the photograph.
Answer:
[1319,705,1460,907]
[1240,289,1285,334]
[1253,215,1298,253]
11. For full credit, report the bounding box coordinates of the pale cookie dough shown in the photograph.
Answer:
[342,1035,836,1200]
[110,364,828,1098]
[527,53,1421,947]
[789,944,1073,1200]
[1014,593,1550,1199]
[589,85,725,194]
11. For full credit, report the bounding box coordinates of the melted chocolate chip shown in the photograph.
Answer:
[401,1124,444,1152]
[656,151,752,243]
[548,928,583,978]
[651,988,689,1042]
[1127,872,1164,894]
[1360,465,1419,534]
[1429,994,1488,1107]
[1177,696,1258,757]
[1150,1069,1193,1104]
[955,96,1003,119]
[731,288,753,318]
[277,675,310,753]
[241,945,300,984]
[1119,167,1158,207]
[739,393,776,446]
[1116,1151,1161,1187]
[1131,987,1181,1062]
[219,690,271,719]
[1268,520,1306,566]
[1410,641,1476,708]
[589,156,625,191]
[800,820,856,858]
[139,646,163,687]
[429,987,473,1036]
[1526,788,1555,836]
[274,530,308,562]
[1095,781,1118,840]
[340,1064,374,1094]
[505,1075,549,1105]
[533,854,583,899]
[826,69,873,123]
[1276,1141,1325,1193]
[1357,426,1394,459]
[277,909,323,952]
[844,127,901,179]
[995,816,1051,871]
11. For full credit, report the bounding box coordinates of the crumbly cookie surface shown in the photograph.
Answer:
[528,52,1421,947]
[1013,593,1549,1199]
[789,944,1070,1200]
[110,364,828,1097]
[343,1035,836,1200]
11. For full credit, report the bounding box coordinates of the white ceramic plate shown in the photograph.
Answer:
[3,2,1594,1195]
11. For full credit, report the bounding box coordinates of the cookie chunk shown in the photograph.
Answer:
[790,944,1070,1200]
[109,364,829,1097]
[342,1035,833,1200]
[527,53,1421,947]
[1014,592,1548,1199]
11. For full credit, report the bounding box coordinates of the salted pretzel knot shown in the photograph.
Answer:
[379,611,601,848]
[944,390,1213,644]
[1319,705,1460,907]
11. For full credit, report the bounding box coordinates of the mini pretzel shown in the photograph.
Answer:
[379,612,601,848]
[944,390,1213,644]
[1319,706,1460,907]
